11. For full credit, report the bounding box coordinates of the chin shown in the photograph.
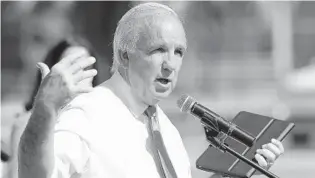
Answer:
[153,89,172,100]
[144,87,173,105]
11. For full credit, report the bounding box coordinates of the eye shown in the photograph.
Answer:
[175,48,184,57]
[150,47,166,55]
[155,47,166,53]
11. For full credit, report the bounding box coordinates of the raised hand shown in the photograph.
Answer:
[34,50,97,112]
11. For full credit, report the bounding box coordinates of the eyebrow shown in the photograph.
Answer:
[147,40,187,51]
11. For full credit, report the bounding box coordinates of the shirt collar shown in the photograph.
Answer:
[105,71,148,118]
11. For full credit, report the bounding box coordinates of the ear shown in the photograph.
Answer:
[118,49,129,69]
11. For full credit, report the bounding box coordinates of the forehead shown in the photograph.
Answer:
[136,16,187,50]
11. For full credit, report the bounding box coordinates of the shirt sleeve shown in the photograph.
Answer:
[51,108,91,178]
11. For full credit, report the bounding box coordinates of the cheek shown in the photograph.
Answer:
[128,60,148,90]
[176,59,183,72]
[172,59,183,83]
[173,59,183,76]
[130,56,162,80]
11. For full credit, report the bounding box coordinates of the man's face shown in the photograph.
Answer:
[127,15,187,105]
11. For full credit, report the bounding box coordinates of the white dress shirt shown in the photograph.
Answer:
[52,72,192,178]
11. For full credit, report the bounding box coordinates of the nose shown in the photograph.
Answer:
[162,53,176,76]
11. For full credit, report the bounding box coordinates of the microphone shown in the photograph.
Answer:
[177,94,256,147]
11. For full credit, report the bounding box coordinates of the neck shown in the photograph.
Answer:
[106,70,149,118]
[117,66,152,107]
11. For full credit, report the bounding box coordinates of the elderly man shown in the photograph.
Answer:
[19,2,284,178]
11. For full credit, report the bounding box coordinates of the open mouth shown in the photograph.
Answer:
[156,78,171,85]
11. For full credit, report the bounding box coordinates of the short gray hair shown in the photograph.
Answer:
[111,2,180,74]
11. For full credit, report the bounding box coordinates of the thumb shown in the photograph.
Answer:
[36,62,50,80]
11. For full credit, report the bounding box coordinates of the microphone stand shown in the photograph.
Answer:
[205,128,279,178]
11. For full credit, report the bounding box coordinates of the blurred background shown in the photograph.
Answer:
[1,1,315,178]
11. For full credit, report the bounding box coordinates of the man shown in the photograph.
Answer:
[19,3,284,178]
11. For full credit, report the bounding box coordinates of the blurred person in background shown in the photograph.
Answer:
[1,2,74,170]
[7,38,99,178]
[18,2,284,178]
[17,2,75,95]
[1,4,75,176]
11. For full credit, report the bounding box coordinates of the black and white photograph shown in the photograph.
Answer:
[1,1,315,178]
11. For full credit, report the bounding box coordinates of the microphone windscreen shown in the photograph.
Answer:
[177,94,195,113]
